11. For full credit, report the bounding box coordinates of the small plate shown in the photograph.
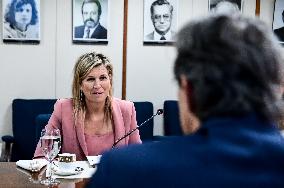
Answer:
[54,167,83,176]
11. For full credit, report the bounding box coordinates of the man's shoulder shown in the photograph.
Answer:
[103,136,189,162]
[87,136,196,187]
[74,25,85,38]
[171,30,176,38]
[274,27,284,32]
[274,27,284,37]
[74,25,85,31]
[145,31,154,40]
[91,24,107,39]
[97,24,107,32]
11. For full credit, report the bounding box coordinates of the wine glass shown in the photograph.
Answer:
[40,128,61,186]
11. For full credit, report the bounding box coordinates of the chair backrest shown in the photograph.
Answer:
[35,114,52,142]
[35,101,154,144]
[163,100,182,136]
[11,99,57,161]
[133,101,154,141]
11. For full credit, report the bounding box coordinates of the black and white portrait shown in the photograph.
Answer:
[209,0,243,14]
[143,0,178,43]
[2,0,40,42]
[73,0,108,43]
[273,0,284,43]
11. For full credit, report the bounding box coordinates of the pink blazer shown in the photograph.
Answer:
[34,98,142,160]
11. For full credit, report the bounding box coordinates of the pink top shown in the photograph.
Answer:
[34,98,142,161]
[85,132,114,156]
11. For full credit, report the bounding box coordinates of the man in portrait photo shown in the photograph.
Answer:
[209,0,242,13]
[74,0,107,40]
[274,9,284,42]
[144,0,176,42]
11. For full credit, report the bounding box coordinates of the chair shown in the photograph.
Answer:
[35,114,52,142]
[133,101,154,141]
[163,100,182,136]
[0,99,155,162]
[1,99,57,162]
[34,101,154,144]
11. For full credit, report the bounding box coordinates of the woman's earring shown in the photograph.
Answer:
[80,90,83,101]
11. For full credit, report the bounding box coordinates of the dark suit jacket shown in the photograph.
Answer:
[74,24,107,39]
[274,27,284,42]
[87,115,284,188]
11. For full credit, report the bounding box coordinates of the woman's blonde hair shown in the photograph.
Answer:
[72,51,113,122]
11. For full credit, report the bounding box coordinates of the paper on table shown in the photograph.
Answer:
[53,161,96,179]
[16,159,48,172]
[86,155,102,166]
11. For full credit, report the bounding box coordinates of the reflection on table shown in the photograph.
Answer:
[0,162,90,188]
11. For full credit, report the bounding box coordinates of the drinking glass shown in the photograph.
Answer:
[40,128,61,186]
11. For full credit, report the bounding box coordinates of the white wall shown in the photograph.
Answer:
[55,0,124,99]
[0,0,277,138]
[0,0,57,136]
[126,0,260,135]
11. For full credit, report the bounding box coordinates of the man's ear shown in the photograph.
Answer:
[178,75,200,134]
[180,76,191,104]
[180,75,195,115]
[180,75,188,90]
[179,75,191,116]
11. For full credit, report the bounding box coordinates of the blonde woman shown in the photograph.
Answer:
[34,52,141,160]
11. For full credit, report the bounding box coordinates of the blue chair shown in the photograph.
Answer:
[163,100,182,136]
[35,114,52,142]
[1,99,57,162]
[34,101,155,144]
[133,101,154,141]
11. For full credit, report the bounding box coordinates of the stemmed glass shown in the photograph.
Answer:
[40,128,61,186]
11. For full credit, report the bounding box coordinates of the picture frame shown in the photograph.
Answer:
[72,0,108,44]
[143,0,178,44]
[209,0,243,13]
[273,0,284,43]
[2,0,40,43]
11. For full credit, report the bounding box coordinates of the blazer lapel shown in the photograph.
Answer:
[112,99,126,147]
[75,111,88,156]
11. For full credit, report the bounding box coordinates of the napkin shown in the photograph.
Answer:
[16,159,48,172]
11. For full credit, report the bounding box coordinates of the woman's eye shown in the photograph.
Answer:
[86,78,95,82]
[100,76,107,80]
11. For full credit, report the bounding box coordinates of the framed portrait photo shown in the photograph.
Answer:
[143,0,178,44]
[72,0,108,44]
[273,0,284,43]
[209,0,243,13]
[2,0,40,43]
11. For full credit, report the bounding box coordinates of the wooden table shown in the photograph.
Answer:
[0,162,89,188]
